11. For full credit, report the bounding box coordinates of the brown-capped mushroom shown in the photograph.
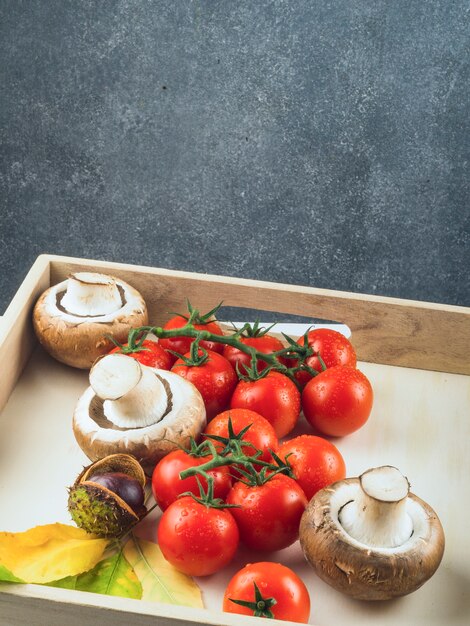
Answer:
[33,272,148,369]
[72,353,207,471]
[299,466,445,600]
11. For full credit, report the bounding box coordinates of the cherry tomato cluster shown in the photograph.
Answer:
[112,303,375,623]
[150,408,340,623]
[113,305,374,440]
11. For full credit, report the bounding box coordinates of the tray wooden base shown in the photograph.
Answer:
[1,255,469,626]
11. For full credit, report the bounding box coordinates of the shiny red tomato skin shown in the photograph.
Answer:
[159,315,225,362]
[203,408,279,465]
[226,474,307,551]
[302,365,373,437]
[295,328,357,386]
[223,562,310,623]
[223,335,289,374]
[230,371,300,439]
[171,350,238,420]
[109,340,172,369]
[278,435,346,500]
[157,496,239,576]
[151,450,232,511]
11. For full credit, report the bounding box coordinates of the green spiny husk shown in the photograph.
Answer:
[68,482,139,538]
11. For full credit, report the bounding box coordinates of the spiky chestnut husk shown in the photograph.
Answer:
[68,453,147,538]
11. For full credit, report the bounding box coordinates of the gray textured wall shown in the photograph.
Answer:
[1,0,469,314]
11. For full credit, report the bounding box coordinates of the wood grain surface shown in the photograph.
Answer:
[47,255,470,376]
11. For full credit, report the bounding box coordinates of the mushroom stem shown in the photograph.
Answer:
[338,466,413,548]
[89,354,169,428]
[60,272,123,316]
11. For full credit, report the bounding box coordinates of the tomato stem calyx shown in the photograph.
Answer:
[182,476,240,510]
[170,339,210,367]
[187,299,224,325]
[235,460,292,487]
[203,417,260,457]
[239,320,278,339]
[229,581,277,619]
[106,328,150,354]
[235,358,273,382]
[186,437,215,458]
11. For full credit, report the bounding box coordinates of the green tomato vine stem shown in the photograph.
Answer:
[133,321,318,389]
[179,439,292,487]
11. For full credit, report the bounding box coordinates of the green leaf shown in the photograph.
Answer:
[50,574,78,590]
[49,551,142,599]
[0,563,25,583]
[123,536,204,608]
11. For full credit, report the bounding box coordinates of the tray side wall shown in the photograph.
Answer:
[0,256,50,413]
[48,255,470,376]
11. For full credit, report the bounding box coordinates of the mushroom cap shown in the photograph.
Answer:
[72,368,207,472]
[33,275,148,369]
[299,477,445,600]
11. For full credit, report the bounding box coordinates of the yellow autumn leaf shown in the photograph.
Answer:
[0,523,108,584]
[123,536,204,608]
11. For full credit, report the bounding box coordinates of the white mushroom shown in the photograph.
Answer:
[89,354,169,428]
[61,273,123,317]
[33,272,148,369]
[299,466,445,600]
[73,354,207,471]
[339,466,413,548]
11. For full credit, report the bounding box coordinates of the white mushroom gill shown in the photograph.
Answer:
[90,354,169,428]
[338,466,413,548]
[60,272,123,316]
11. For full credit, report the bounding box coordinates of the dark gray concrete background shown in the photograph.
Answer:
[1,0,469,314]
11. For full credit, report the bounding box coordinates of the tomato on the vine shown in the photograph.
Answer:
[278,435,346,500]
[157,495,239,576]
[159,314,225,362]
[203,408,279,466]
[226,473,307,551]
[295,328,357,386]
[223,562,310,623]
[230,371,300,438]
[223,333,289,375]
[302,365,373,436]
[151,449,232,511]
[109,339,172,370]
[297,328,357,372]
[171,349,237,420]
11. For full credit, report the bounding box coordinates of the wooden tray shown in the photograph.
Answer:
[0,254,469,626]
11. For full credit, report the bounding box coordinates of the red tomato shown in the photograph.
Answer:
[278,435,346,500]
[223,334,289,374]
[157,496,239,576]
[151,449,232,511]
[159,314,225,361]
[230,371,300,439]
[109,340,172,370]
[295,328,357,386]
[302,365,373,436]
[223,562,310,623]
[226,474,307,551]
[171,350,238,420]
[203,408,279,466]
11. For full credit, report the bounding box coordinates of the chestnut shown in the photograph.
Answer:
[68,453,147,537]
[88,471,145,513]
